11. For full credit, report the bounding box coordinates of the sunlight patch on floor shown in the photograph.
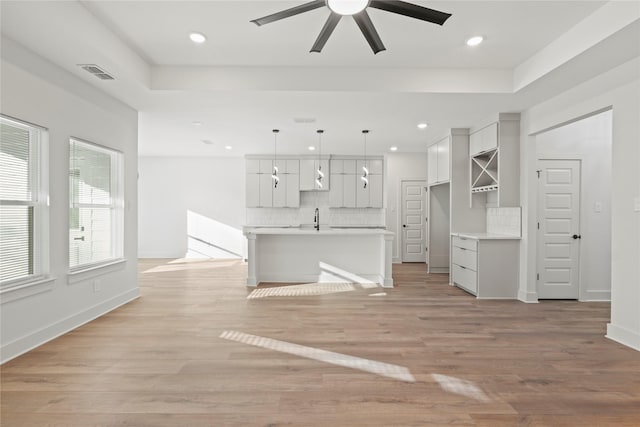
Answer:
[432,373,491,402]
[369,292,387,297]
[247,282,357,299]
[220,330,415,382]
[143,259,243,274]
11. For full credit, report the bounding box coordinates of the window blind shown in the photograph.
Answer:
[69,139,122,269]
[0,118,38,284]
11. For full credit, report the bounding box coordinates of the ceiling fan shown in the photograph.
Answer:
[251,0,452,54]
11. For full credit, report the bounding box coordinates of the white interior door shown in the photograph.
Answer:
[402,181,426,262]
[537,159,581,299]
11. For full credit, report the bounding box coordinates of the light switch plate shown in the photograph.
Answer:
[634,197,640,212]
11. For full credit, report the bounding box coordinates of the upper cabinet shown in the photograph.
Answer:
[427,137,450,186]
[300,159,330,191]
[246,158,300,208]
[469,123,498,156]
[330,157,383,208]
[469,114,520,208]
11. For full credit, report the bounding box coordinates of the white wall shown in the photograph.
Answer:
[1,38,139,363]
[536,110,613,300]
[138,157,246,259]
[519,58,640,350]
[385,153,428,263]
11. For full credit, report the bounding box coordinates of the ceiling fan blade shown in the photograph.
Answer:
[251,0,325,26]
[353,10,386,54]
[369,0,452,25]
[311,13,342,53]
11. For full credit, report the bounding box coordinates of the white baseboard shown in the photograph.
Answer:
[1,288,140,364]
[429,267,449,274]
[606,323,640,351]
[518,289,539,303]
[580,290,611,301]
[256,273,385,285]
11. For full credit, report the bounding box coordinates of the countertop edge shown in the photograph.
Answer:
[451,232,522,240]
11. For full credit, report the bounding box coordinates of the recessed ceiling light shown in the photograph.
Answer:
[192,121,202,126]
[189,32,207,44]
[390,146,398,152]
[225,145,232,150]
[201,139,213,145]
[466,36,484,47]
[417,123,428,129]
[308,146,316,151]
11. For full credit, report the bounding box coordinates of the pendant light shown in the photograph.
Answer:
[271,129,280,188]
[361,129,369,188]
[315,129,324,189]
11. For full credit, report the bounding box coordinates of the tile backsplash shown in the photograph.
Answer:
[246,191,385,227]
[487,207,521,236]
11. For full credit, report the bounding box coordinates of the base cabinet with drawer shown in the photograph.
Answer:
[451,235,519,298]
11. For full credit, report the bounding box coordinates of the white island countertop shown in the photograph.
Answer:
[244,226,394,236]
[452,232,521,240]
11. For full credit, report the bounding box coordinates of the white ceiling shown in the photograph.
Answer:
[1,1,638,157]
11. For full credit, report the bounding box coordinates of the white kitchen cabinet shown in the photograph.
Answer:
[286,159,299,174]
[357,159,382,175]
[427,137,450,185]
[330,159,343,174]
[329,174,343,207]
[356,178,369,208]
[286,173,300,208]
[451,235,519,298]
[343,174,356,207]
[259,174,273,207]
[246,159,260,174]
[272,174,287,207]
[343,159,356,174]
[300,159,329,191]
[259,159,273,174]
[369,174,383,208]
[469,123,498,156]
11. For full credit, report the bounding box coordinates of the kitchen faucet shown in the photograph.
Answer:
[314,207,320,231]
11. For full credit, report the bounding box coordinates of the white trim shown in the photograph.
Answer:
[67,258,126,284]
[1,288,139,364]
[606,323,640,351]
[429,267,449,274]
[0,276,55,304]
[518,289,539,303]
[254,273,385,286]
[580,290,611,302]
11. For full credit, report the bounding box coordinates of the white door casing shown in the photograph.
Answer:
[537,159,581,299]
[401,181,426,262]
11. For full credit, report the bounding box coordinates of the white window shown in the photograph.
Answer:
[69,138,123,271]
[0,115,48,288]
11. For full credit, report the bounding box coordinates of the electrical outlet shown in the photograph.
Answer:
[635,197,640,213]
[93,279,101,292]
[594,202,602,213]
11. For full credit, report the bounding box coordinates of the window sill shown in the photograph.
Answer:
[68,258,127,285]
[1,276,56,304]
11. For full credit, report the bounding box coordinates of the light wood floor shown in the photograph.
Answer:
[2,259,640,426]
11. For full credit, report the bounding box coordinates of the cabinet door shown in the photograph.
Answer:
[343,159,356,174]
[369,174,383,208]
[436,139,450,183]
[469,131,482,156]
[356,176,369,207]
[246,159,260,174]
[246,174,260,207]
[259,159,273,174]
[299,159,315,190]
[330,159,343,174]
[274,159,287,174]
[286,159,299,174]
[315,159,330,190]
[259,174,273,207]
[286,174,300,207]
[481,123,498,153]
[427,144,438,184]
[343,174,357,208]
[272,174,287,208]
[329,174,344,207]
[369,159,383,175]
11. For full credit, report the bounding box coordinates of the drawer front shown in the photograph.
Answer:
[452,264,477,294]
[452,246,477,271]
[452,236,478,251]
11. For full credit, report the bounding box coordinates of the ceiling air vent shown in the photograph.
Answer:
[78,64,115,80]
[293,117,316,124]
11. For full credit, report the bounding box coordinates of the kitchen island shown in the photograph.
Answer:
[243,227,395,288]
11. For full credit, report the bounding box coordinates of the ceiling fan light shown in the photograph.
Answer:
[327,0,369,16]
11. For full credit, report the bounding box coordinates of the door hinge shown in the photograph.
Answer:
[536,170,542,178]
[537,273,539,280]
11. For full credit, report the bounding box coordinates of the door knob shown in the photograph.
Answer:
[403,224,407,228]
[572,234,581,240]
